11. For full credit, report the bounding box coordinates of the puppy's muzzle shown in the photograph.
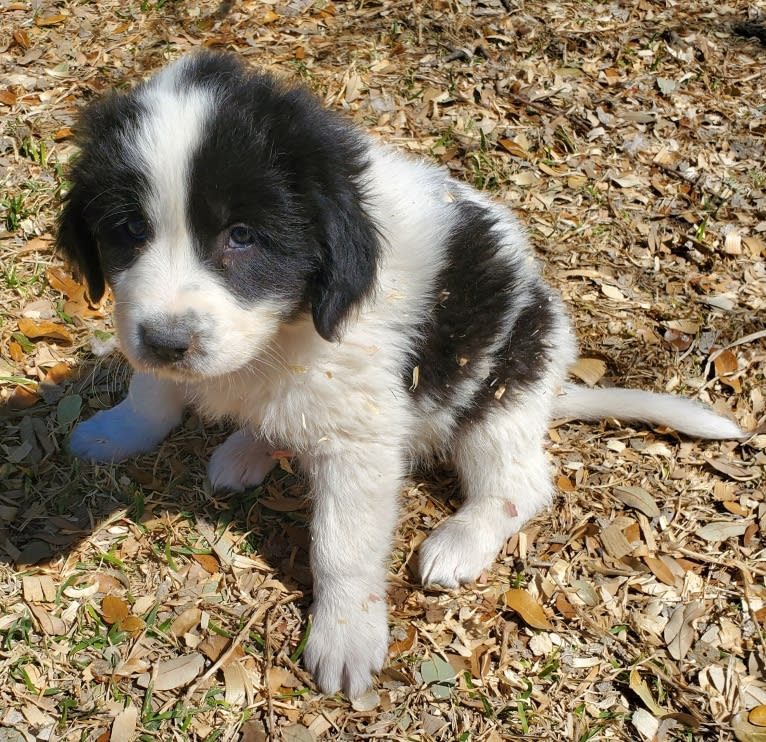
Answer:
[139,315,200,366]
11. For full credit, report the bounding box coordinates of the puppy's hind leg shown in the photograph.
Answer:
[419,390,555,588]
[70,372,186,462]
[208,429,277,492]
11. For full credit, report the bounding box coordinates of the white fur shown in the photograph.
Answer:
[554,383,744,439]
[68,57,744,698]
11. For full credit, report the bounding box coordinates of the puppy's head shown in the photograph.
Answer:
[58,52,379,378]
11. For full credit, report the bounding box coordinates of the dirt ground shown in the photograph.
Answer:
[1,0,765,740]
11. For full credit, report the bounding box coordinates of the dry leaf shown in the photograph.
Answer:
[388,624,417,657]
[498,138,528,158]
[629,667,665,715]
[644,556,677,587]
[569,357,606,386]
[192,553,220,573]
[28,603,66,635]
[664,600,706,660]
[121,616,146,636]
[663,328,693,352]
[150,653,205,691]
[111,705,138,741]
[613,485,661,518]
[170,607,202,637]
[35,13,67,26]
[714,349,741,391]
[199,634,232,662]
[600,523,633,559]
[102,595,130,625]
[282,725,315,742]
[503,588,554,630]
[601,284,626,301]
[351,689,381,711]
[557,475,574,491]
[223,660,251,705]
[750,707,766,727]
[705,455,759,481]
[17,317,73,344]
[8,384,40,410]
[267,666,300,693]
[696,521,750,542]
[733,710,766,741]
[22,575,57,603]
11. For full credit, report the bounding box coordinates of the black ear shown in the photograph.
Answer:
[310,190,379,341]
[56,182,105,303]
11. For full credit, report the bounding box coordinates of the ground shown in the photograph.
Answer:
[1,0,765,740]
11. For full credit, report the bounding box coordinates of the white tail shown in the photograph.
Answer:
[552,382,745,440]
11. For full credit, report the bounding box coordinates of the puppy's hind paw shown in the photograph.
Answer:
[207,429,277,492]
[70,408,168,462]
[419,516,504,589]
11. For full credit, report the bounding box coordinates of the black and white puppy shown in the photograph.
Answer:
[58,52,743,697]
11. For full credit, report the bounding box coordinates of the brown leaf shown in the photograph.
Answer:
[569,357,606,386]
[199,633,229,662]
[43,361,72,386]
[169,607,202,637]
[750,706,766,727]
[17,318,73,344]
[388,624,417,657]
[714,349,741,391]
[644,556,677,587]
[46,267,85,299]
[557,475,574,491]
[35,13,67,26]
[0,89,17,106]
[503,588,554,630]
[101,595,130,625]
[555,592,577,619]
[120,616,146,637]
[8,384,40,410]
[498,138,528,158]
[192,553,220,574]
[12,29,30,48]
[663,328,693,351]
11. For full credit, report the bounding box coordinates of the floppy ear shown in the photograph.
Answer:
[56,183,106,303]
[310,190,379,342]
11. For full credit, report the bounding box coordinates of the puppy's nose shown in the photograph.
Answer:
[139,320,194,364]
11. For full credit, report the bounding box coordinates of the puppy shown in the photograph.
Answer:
[57,51,744,697]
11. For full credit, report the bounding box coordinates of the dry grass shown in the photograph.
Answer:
[1,0,765,740]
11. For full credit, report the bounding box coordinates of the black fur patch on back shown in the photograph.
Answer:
[405,201,557,421]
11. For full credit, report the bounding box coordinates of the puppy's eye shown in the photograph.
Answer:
[124,217,148,242]
[227,224,257,250]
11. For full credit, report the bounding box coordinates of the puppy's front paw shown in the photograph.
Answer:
[70,408,167,462]
[303,594,388,698]
[419,516,504,588]
[207,429,277,492]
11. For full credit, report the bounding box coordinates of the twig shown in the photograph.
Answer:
[265,610,276,742]
[183,607,262,704]
[495,80,591,135]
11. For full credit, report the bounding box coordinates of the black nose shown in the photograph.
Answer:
[139,321,193,364]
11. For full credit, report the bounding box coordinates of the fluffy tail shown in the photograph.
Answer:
[552,382,745,440]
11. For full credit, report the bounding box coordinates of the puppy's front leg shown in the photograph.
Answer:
[70,372,186,462]
[301,442,403,698]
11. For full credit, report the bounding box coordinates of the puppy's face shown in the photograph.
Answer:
[58,53,378,379]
